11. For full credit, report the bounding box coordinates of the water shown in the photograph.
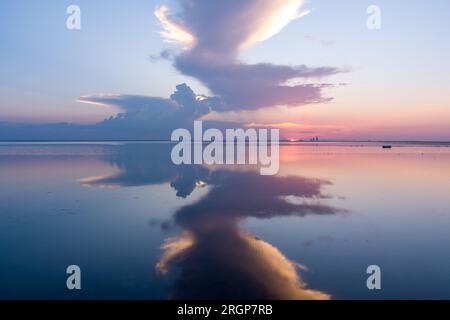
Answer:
[1,142,450,299]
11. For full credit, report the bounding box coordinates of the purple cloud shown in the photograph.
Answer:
[78,83,211,137]
[0,2,344,141]
[156,0,342,111]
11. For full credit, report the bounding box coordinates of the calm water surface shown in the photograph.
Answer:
[1,142,450,299]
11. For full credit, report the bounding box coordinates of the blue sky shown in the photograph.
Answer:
[1,0,449,140]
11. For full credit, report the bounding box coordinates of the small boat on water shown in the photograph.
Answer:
[382,145,392,149]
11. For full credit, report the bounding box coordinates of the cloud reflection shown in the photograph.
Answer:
[78,143,209,198]
[158,170,339,299]
[79,144,342,299]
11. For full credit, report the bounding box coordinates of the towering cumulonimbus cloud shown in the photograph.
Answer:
[155,0,342,111]
[59,1,343,140]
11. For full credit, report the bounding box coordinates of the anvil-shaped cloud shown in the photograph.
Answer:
[155,0,310,54]
[2,1,343,141]
[155,0,341,111]
[74,1,343,140]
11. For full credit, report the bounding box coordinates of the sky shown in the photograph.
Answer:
[0,0,449,140]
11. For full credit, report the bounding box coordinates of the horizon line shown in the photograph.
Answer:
[0,139,450,144]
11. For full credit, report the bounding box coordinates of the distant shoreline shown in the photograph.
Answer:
[0,140,450,145]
